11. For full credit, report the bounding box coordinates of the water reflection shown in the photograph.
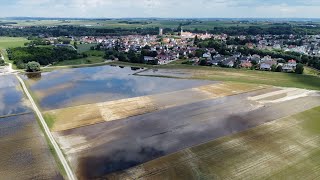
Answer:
[25,72,42,80]
[0,75,31,117]
[23,65,212,110]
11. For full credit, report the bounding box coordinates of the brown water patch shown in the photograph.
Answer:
[34,82,75,100]
[0,114,62,179]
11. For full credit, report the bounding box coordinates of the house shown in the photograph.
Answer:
[221,57,236,67]
[260,60,277,70]
[144,56,155,62]
[282,59,297,72]
[157,54,170,61]
[202,52,212,59]
[261,55,272,62]
[210,56,226,66]
[241,61,253,68]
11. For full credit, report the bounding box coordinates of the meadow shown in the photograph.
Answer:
[0,37,29,49]
[139,65,320,91]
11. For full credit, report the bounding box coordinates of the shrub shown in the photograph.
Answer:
[295,63,304,74]
[26,61,41,72]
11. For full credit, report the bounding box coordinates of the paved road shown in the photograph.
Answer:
[15,74,76,180]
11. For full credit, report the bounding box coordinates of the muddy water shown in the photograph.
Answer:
[0,75,62,179]
[23,66,214,110]
[0,114,63,179]
[0,75,31,117]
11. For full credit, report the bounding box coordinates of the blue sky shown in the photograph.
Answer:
[0,0,319,18]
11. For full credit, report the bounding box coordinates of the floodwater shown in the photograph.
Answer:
[0,74,62,179]
[0,75,30,117]
[23,65,214,110]
[54,88,320,179]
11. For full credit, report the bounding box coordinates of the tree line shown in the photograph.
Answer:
[1,24,320,37]
[7,46,83,69]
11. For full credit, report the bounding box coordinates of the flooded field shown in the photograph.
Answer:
[0,75,31,117]
[19,65,320,179]
[23,66,214,110]
[0,75,62,179]
[52,85,320,179]
[109,106,320,180]
[0,114,63,179]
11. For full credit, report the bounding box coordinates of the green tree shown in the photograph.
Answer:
[276,65,283,72]
[271,64,277,72]
[74,41,78,49]
[0,59,5,66]
[199,59,207,66]
[26,61,41,72]
[194,35,199,45]
[295,63,304,74]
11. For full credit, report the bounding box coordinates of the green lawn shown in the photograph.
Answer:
[304,66,320,77]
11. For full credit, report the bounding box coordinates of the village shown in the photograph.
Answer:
[60,27,320,73]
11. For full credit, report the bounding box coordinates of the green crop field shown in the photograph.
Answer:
[110,106,320,179]
[0,19,307,31]
[77,43,97,53]
[0,37,29,49]
[53,56,105,66]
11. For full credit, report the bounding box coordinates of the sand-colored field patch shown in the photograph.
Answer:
[45,82,268,132]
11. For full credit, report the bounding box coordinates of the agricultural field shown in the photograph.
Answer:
[76,44,98,53]
[21,64,320,179]
[140,67,320,90]
[0,37,28,49]
[1,19,319,31]
[53,56,105,66]
[0,75,62,179]
[109,106,320,180]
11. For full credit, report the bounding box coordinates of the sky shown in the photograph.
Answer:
[0,0,320,18]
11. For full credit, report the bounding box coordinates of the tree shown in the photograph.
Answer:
[295,63,304,74]
[199,59,207,66]
[276,65,283,72]
[74,41,78,49]
[271,64,277,72]
[0,59,4,66]
[194,35,199,45]
[26,61,41,72]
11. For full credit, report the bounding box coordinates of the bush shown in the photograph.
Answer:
[276,65,283,72]
[0,59,4,66]
[26,61,41,72]
[295,63,304,74]
[199,59,207,66]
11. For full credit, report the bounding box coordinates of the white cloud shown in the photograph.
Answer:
[0,0,320,18]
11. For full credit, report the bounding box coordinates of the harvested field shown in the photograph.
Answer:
[46,82,267,132]
[52,86,320,179]
[0,114,63,179]
[108,106,320,180]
